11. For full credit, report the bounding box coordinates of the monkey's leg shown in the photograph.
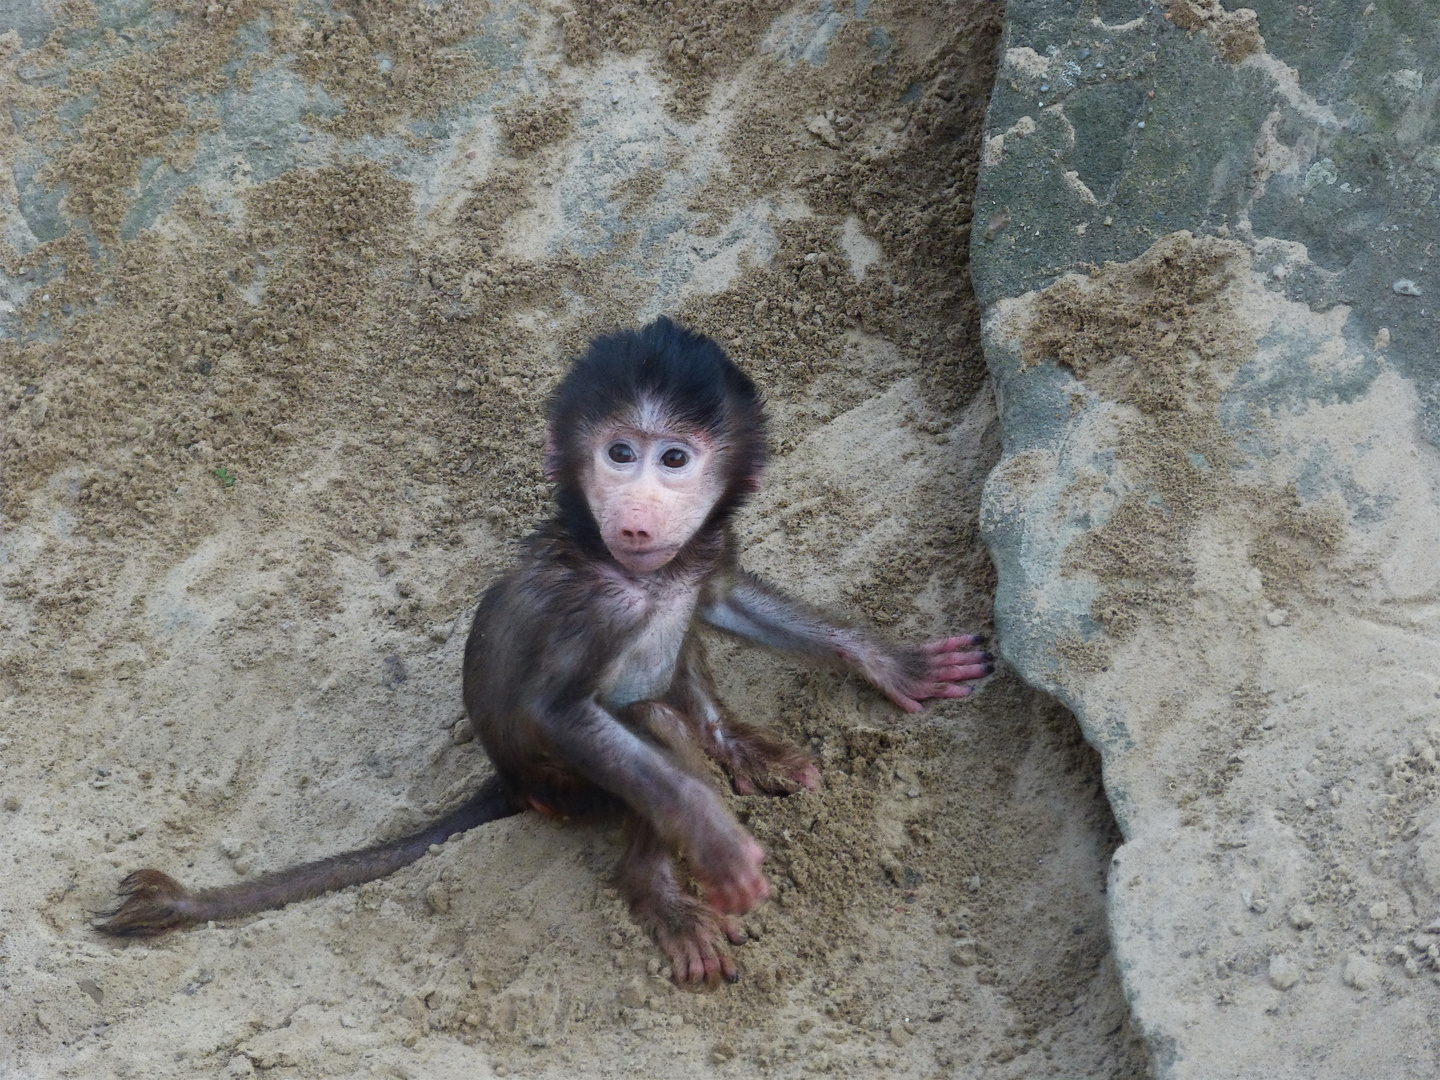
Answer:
[541,699,768,914]
[666,651,819,796]
[617,816,750,986]
[705,718,820,796]
[96,774,517,936]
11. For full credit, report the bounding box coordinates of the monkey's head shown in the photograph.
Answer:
[545,317,767,575]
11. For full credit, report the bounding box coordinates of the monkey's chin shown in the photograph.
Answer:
[610,547,680,575]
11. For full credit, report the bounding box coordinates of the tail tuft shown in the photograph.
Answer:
[94,869,195,936]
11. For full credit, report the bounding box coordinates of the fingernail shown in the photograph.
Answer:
[983,664,995,675]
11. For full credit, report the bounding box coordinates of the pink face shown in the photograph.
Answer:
[582,421,726,575]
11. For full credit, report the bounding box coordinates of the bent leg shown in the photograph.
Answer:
[665,649,820,795]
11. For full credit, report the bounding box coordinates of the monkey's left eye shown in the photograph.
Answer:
[660,448,690,469]
[608,443,637,464]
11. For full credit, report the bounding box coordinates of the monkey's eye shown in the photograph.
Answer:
[660,448,690,469]
[607,443,637,464]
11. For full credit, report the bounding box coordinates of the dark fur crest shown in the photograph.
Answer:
[547,317,767,547]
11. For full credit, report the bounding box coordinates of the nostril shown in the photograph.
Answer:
[621,528,651,542]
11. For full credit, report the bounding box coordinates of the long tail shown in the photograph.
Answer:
[95,774,517,936]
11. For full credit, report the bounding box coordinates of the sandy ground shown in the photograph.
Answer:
[1,1,1149,1076]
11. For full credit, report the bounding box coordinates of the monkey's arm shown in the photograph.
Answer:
[700,571,992,713]
[537,697,768,913]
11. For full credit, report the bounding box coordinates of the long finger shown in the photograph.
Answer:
[885,690,925,713]
[931,662,995,682]
[923,684,973,699]
[929,649,993,668]
[920,635,986,655]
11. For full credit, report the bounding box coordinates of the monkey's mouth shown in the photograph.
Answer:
[609,545,680,575]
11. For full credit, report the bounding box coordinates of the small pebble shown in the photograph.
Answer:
[1250,897,1269,914]
[1288,905,1315,930]
[618,981,647,1010]
[1369,901,1389,921]
[1344,954,1380,990]
[1268,954,1299,990]
[425,883,450,914]
[1374,326,1391,349]
[889,1023,913,1048]
[1266,609,1288,626]
[949,942,977,967]
[1392,279,1422,296]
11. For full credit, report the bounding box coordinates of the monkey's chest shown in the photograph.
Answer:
[601,588,698,707]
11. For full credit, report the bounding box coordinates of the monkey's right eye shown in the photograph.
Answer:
[608,443,637,464]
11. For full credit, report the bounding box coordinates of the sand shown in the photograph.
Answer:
[1,2,1148,1076]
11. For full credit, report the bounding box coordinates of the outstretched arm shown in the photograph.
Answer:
[700,571,992,713]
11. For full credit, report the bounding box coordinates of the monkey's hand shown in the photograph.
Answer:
[877,635,994,714]
[692,825,770,914]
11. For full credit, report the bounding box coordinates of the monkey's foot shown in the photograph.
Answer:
[648,895,750,985]
[712,722,821,796]
[884,636,995,713]
[619,823,756,985]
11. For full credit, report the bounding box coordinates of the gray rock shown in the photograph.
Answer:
[975,1,1440,1075]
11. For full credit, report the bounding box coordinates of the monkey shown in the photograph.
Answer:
[96,316,992,985]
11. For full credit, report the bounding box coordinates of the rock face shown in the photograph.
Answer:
[973,1,1440,1076]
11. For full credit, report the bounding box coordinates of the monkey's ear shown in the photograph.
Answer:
[543,427,562,481]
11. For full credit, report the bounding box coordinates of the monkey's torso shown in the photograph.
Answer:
[461,522,727,815]
[600,571,702,707]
